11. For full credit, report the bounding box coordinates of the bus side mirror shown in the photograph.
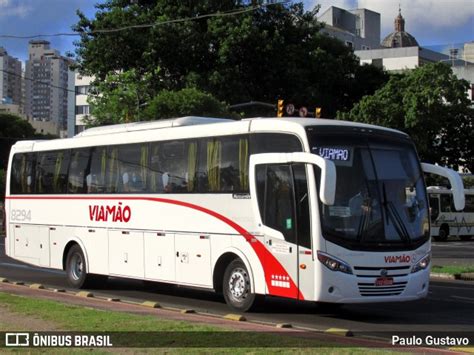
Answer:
[249,152,336,206]
[421,163,465,211]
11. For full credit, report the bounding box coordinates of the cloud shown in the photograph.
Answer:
[0,0,32,18]
[358,0,474,35]
[304,0,356,14]
[0,0,97,60]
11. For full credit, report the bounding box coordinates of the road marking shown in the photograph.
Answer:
[0,262,65,275]
[430,284,474,290]
[451,295,474,301]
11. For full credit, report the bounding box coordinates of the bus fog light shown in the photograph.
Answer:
[411,253,431,273]
[317,251,353,275]
[328,286,334,293]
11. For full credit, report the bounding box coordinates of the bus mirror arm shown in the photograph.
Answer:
[421,163,465,211]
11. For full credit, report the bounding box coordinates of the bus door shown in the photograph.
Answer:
[250,153,335,301]
[253,163,313,299]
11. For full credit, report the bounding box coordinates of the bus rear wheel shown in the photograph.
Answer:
[460,236,472,241]
[223,259,256,312]
[66,245,105,289]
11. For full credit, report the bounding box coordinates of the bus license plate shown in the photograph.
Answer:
[375,277,393,286]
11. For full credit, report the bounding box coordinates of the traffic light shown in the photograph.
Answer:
[277,99,284,117]
[315,107,322,118]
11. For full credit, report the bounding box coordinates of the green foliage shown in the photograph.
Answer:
[143,88,236,120]
[339,63,474,172]
[74,1,387,120]
[0,113,36,170]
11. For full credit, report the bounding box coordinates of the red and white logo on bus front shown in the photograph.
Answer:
[88,202,131,223]
[384,255,411,263]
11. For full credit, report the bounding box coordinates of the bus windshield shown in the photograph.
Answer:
[307,130,429,250]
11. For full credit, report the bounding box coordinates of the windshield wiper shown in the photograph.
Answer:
[382,183,411,245]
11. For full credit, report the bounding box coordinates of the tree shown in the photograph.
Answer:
[0,113,36,170]
[74,1,387,120]
[142,87,236,120]
[339,63,474,172]
[86,70,236,126]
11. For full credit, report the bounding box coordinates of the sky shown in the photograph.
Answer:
[0,0,473,62]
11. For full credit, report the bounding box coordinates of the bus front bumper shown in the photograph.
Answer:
[316,266,430,304]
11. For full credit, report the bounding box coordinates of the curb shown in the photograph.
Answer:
[430,272,474,281]
[141,301,161,309]
[324,328,353,337]
[430,273,457,280]
[76,291,94,298]
[224,314,246,322]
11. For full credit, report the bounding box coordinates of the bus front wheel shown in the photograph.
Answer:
[223,259,256,312]
[434,226,449,242]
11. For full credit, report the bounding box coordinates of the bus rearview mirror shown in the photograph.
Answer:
[421,163,465,211]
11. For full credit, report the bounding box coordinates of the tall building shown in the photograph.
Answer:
[318,6,381,50]
[25,40,73,134]
[70,72,94,137]
[0,47,22,106]
[464,42,474,63]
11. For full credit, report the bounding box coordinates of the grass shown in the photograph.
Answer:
[0,292,402,353]
[431,265,474,275]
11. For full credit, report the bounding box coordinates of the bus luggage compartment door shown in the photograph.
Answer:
[108,230,145,278]
[175,233,212,287]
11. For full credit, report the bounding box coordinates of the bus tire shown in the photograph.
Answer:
[223,259,256,312]
[433,226,449,242]
[66,244,95,289]
[460,236,472,241]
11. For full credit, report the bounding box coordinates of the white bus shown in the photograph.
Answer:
[428,187,474,241]
[4,116,465,311]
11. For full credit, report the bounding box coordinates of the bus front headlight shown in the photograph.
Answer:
[411,253,431,273]
[317,251,353,274]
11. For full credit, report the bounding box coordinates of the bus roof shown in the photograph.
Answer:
[10,116,408,153]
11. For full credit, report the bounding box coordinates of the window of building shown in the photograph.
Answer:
[75,105,90,115]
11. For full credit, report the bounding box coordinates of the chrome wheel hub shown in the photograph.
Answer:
[228,268,248,300]
[70,254,83,281]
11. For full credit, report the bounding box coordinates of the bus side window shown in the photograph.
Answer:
[440,195,453,213]
[89,147,107,193]
[429,196,440,221]
[197,136,249,193]
[149,143,164,193]
[159,141,194,193]
[116,143,148,193]
[10,154,35,194]
[36,150,69,194]
[465,195,474,213]
[68,149,90,194]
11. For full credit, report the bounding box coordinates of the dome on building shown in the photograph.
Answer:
[381,8,419,48]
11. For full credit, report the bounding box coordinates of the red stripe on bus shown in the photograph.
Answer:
[5,195,305,300]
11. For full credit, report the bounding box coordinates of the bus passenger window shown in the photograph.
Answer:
[89,147,107,193]
[68,149,90,194]
[197,136,249,193]
[116,144,148,193]
[36,150,69,194]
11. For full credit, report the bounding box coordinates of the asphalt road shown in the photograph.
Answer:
[432,238,474,266]
[0,238,473,339]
